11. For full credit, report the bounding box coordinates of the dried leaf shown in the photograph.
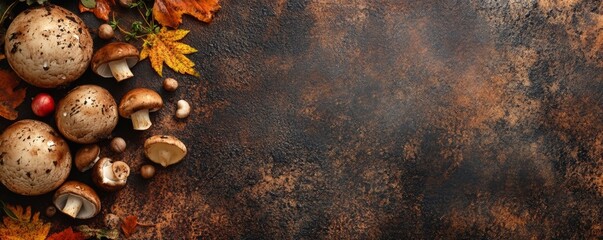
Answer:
[0,205,50,240]
[0,69,26,120]
[140,27,199,77]
[46,227,85,240]
[79,0,115,21]
[76,225,119,240]
[153,0,221,28]
[121,215,138,238]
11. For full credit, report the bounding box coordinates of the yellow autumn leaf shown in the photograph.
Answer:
[140,27,199,77]
[0,205,50,240]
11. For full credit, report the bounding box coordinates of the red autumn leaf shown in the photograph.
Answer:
[153,0,221,28]
[121,215,138,238]
[0,69,26,120]
[46,227,86,240]
[79,0,115,21]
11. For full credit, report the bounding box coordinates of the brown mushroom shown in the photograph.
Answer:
[74,144,100,172]
[119,88,163,130]
[55,85,118,144]
[0,120,71,196]
[53,181,101,219]
[92,157,130,191]
[91,42,139,81]
[144,135,187,167]
[4,5,93,88]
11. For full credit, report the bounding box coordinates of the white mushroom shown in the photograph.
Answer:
[92,157,130,191]
[53,181,100,219]
[4,5,93,88]
[55,85,118,144]
[0,120,71,196]
[144,135,187,167]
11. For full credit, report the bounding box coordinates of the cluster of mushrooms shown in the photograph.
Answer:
[0,5,189,220]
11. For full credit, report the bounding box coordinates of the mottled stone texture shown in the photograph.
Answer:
[1,0,602,239]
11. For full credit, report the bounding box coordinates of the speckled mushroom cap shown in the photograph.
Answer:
[119,88,164,118]
[53,181,101,219]
[0,120,71,196]
[55,85,118,144]
[4,5,93,88]
[91,42,139,78]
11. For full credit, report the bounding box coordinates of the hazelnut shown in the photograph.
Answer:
[46,206,57,217]
[110,137,126,153]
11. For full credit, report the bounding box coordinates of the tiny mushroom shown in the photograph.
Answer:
[175,100,191,119]
[0,120,71,196]
[55,85,118,144]
[53,181,101,219]
[74,144,100,172]
[92,157,131,191]
[4,5,93,88]
[144,135,187,167]
[98,24,114,40]
[163,77,178,92]
[91,42,139,81]
[119,88,163,130]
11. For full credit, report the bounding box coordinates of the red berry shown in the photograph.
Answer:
[31,93,55,117]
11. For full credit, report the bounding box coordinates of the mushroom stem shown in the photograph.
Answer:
[62,195,83,218]
[102,161,130,181]
[130,109,152,130]
[108,59,133,81]
[159,149,173,167]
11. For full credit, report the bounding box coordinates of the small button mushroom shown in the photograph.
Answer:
[175,100,191,119]
[119,88,163,130]
[92,157,130,191]
[98,24,114,40]
[163,78,178,92]
[144,135,187,167]
[4,5,93,88]
[74,144,100,172]
[55,85,118,144]
[53,181,101,219]
[110,137,126,153]
[0,120,71,196]
[91,42,139,82]
[140,164,156,179]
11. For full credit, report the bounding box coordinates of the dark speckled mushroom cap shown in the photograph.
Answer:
[55,85,118,144]
[0,120,71,196]
[3,5,92,88]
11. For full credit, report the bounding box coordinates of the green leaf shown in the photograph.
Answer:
[0,200,18,221]
[80,0,97,9]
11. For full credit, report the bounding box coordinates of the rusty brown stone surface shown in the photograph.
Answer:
[1,0,603,239]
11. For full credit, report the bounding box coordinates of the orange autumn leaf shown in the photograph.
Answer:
[121,215,138,238]
[153,0,221,28]
[140,27,199,77]
[0,69,26,120]
[0,205,50,240]
[46,227,85,240]
[79,0,115,21]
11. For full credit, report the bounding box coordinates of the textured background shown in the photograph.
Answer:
[1,0,603,239]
